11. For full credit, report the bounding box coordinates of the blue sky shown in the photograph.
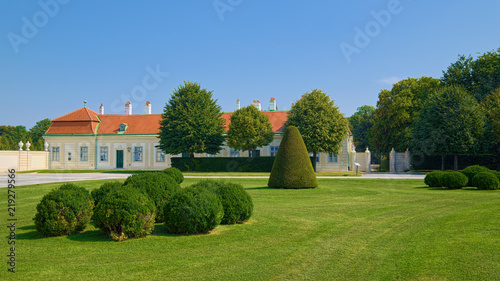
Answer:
[1,0,499,128]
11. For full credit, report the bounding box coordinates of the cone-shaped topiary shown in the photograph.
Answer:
[268,126,318,189]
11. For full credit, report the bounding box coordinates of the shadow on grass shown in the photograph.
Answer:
[16,230,45,240]
[151,224,187,237]
[245,186,272,190]
[67,230,112,242]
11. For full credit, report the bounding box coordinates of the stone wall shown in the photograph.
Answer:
[0,150,49,172]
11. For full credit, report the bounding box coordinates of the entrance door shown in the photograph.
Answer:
[116,150,124,168]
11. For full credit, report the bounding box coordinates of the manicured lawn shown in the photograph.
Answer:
[2,178,500,280]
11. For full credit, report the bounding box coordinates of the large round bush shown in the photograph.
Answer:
[34,183,93,236]
[91,181,122,207]
[424,171,446,187]
[461,165,491,186]
[93,187,156,241]
[163,167,184,184]
[472,172,500,190]
[163,186,224,234]
[442,171,468,189]
[123,172,180,222]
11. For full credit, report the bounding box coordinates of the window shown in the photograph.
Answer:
[52,147,60,161]
[156,149,165,163]
[207,153,216,158]
[80,146,88,161]
[99,146,108,161]
[134,146,143,162]
[310,152,320,163]
[270,146,279,157]
[251,150,260,157]
[328,153,338,163]
[119,123,127,132]
[230,148,239,157]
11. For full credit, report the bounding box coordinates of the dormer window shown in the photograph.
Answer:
[118,123,128,133]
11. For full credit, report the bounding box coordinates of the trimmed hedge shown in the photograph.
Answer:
[461,165,491,186]
[123,172,180,222]
[472,172,500,190]
[34,183,93,236]
[163,167,184,184]
[171,156,316,172]
[268,126,318,189]
[163,186,224,234]
[91,181,122,207]
[424,171,446,187]
[93,187,156,241]
[442,172,468,189]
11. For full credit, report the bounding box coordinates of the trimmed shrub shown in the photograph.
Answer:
[123,172,180,222]
[493,171,500,182]
[472,172,500,190]
[34,183,93,236]
[424,171,446,187]
[268,126,318,189]
[192,180,253,224]
[91,181,123,207]
[461,165,491,186]
[163,167,184,184]
[442,172,468,189]
[93,187,156,241]
[163,186,224,234]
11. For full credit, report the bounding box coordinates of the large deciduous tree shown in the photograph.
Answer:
[286,89,348,162]
[158,81,226,157]
[482,88,500,170]
[349,105,375,152]
[227,105,274,157]
[371,77,442,152]
[29,118,52,150]
[413,85,485,170]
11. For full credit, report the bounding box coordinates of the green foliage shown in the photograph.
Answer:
[163,167,184,184]
[349,105,375,152]
[472,172,500,190]
[461,165,491,186]
[481,88,500,153]
[191,180,253,224]
[227,105,274,156]
[372,77,442,152]
[163,186,224,234]
[442,172,468,189]
[286,89,348,157]
[424,171,445,187]
[33,183,93,236]
[0,125,27,150]
[158,81,226,157]
[93,187,156,241]
[91,181,122,207]
[29,118,52,150]
[268,126,318,189]
[123,172,180,222]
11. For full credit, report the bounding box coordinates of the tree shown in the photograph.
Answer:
[413,85,485,170]
[227,105,274,157]
[349,105,375,152]
[29,118,52,150]
[482,88,500,170]
[371,77,442,152]
[0,125,27,150]
[286,89,348,163]
[158,81,226,157]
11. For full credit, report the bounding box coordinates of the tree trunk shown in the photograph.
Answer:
[441,155,445,171]
[497,152,500,171]
[248,149,252,157]
[190,153,194,158]
[454,155,458,171]
[312,151,317,172]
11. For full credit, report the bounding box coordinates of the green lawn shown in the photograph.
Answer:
[2,178,500,280]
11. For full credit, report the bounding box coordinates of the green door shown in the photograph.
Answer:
[116,150,124,169]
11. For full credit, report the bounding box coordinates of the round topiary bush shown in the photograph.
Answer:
[163,167,184,184]
[424,171,446,187]
[33,183,94,236]
[91,181,123,207]
[461,165,491,186]
[93,187,156,241]
[472,172,500,190]
[123,172,180,222]
[191,180,253,224]
[442,171,468,189]
[163,186,224,234]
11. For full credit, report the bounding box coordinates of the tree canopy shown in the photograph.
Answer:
[349,105,375,152]
[481,88,500,153]
[158,81,226,157]
[227,105,274,157]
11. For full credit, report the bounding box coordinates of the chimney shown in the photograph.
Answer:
[252,100,262,111]
[269,97,277,111]
[125,101,132,115]
[99,103,104,115]
[144,101,151,114]
[236,99,241,111]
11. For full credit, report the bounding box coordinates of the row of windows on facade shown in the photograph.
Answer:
[50,146,338,163]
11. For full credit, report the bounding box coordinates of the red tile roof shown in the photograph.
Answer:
[221,111,287,133]
[52,107,100,122]
[97,114,161,134]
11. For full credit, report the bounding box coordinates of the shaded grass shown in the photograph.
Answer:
[1,178,500,280]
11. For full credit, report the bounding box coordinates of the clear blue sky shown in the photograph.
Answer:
[1,0,499,128]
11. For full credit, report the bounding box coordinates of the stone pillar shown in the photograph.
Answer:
[405,148,411,171]
[365,147,371,173]
[390,148,396,173]
[26,141,31,151]
[18,141,23,151]
[44,141,49,152]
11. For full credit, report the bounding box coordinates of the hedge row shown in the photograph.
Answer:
[424,165,500,190]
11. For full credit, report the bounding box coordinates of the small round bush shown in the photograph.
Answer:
[34,183,93,236]
[472,172,500,190]
[424,171,446,187]
[124,172,180,222]
[91,181,123,207]
[493,171,500,182]
[163,167,184,184]
[191,179,226,193]
[442,171,468,189]
[461,165,491,186]
[93,187,156,241]
[163,186,223,234]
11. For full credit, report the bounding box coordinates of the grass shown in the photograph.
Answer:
[2,178,500,280]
